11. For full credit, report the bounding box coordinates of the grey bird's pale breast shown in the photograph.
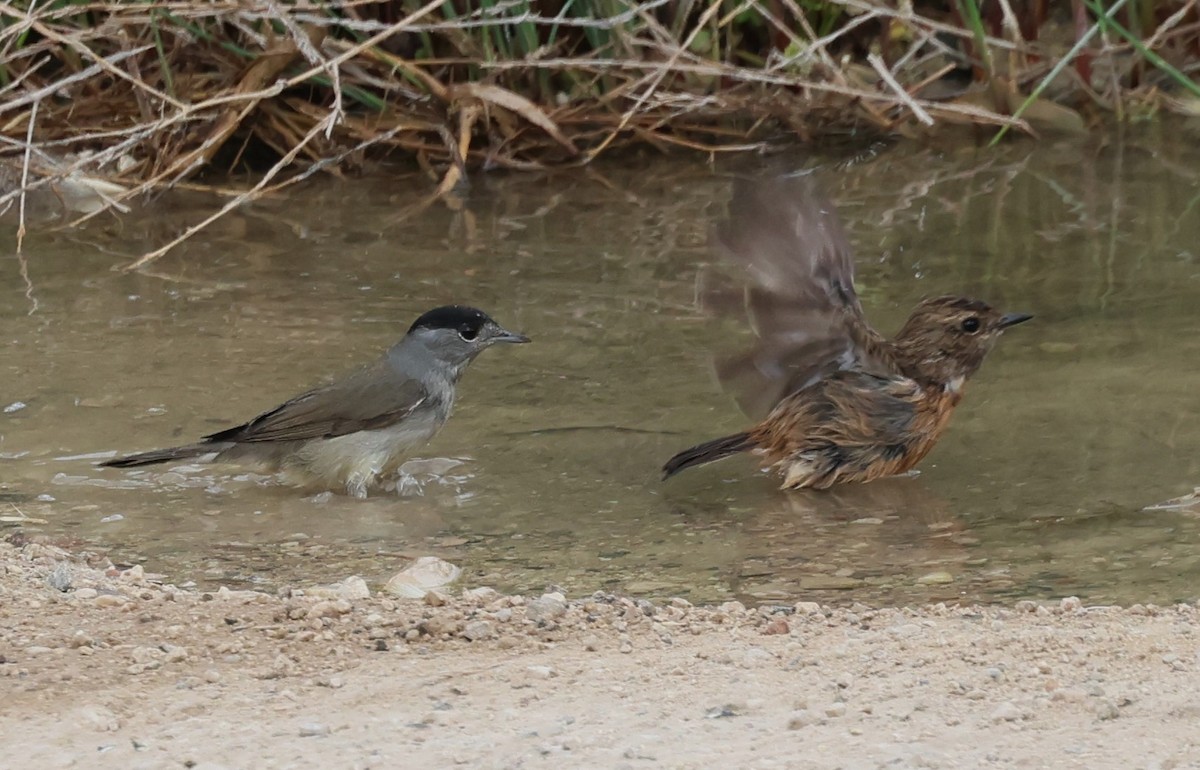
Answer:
[288,402,448,498]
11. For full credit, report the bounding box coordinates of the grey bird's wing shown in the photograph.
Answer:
[699,172,888,419]
[203,359,430,444]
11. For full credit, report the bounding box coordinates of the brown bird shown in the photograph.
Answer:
[662,173,1032,490]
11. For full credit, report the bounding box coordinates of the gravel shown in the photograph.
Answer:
[1,540,1197,769]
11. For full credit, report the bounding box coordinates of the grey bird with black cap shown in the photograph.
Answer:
[102,305,530,498]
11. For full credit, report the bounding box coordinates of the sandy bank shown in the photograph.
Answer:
[1,539,1196,769]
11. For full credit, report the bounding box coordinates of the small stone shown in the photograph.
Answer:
[130,646,160,664]
[46,563,73,592]
[1060,596,1083,613]
[463,587,500,603]
[334,576,370,601]
[742,647,775,667]
[162,645,189,663]
[763,618,789,635]
[825,703,847,718]
[582,635,600,652]
[990,702,1022,723]
[917,571,954,585]
[298,722,330,737]
[94,593,128,608]
[203,669,221,683]
[1095,698,1120,720]
[705,704,738,719]
[424,590,449,607]
[420,612,460,637]
[794,602,822,615]
[787,710,817,729]
[306,600,351,620]
[382,557,461,599]
[68,631,95,649]
[73,588,98,600]
[317,675,345,689]
[526,593,568,624]
[526,665,556,679]
[460,621,494,641]
[78,705,120,732]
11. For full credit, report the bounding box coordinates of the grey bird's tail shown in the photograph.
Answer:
[662,432,756,480]
[101,443,220,468]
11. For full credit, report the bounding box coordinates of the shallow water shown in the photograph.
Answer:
[3,123,1199,606]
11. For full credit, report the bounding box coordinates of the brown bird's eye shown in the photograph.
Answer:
[458,324,479,341]
[961,317,981,333]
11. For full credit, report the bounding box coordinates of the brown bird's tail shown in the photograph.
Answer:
[662,432,756,480]
[101,443,220,468]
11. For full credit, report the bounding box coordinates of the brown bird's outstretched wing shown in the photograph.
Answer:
[700,172,890,419]
[204,359,430,444]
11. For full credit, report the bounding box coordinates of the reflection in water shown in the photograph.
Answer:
[2,123,1199,606]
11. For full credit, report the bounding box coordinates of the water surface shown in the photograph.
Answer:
[3,123,1199,606]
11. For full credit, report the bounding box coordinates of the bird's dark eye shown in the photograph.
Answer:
[961,317,981,333]
[458,323,480,341]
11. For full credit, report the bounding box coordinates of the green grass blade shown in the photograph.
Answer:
[954,0,993,77]
[989,0,1134,146]
[1082,0,1200,98]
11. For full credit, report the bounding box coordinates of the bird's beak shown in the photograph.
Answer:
[998,312,1033,329]
[489,325,531,344]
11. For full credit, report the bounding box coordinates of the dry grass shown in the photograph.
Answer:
[1,1,1198,266]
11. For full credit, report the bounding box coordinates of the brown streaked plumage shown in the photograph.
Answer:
[664,174,1032,490]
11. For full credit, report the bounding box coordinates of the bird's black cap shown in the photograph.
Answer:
[409,305,493,336]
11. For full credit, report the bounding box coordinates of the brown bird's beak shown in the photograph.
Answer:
[998,312,1033,329]
[489,326,531,344]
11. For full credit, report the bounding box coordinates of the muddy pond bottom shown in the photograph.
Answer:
[3,126,1199,606]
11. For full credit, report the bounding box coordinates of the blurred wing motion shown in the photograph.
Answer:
[699,172,886,418]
